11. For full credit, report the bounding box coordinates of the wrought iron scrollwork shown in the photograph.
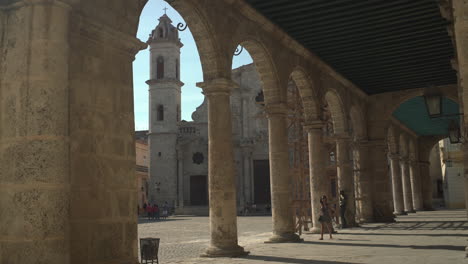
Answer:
[234,46,244,56]
[177,22,188,31]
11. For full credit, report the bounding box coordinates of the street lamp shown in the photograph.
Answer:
[424,94,442,118]
[448,120,461,144]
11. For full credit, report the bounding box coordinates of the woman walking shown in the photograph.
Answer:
[318,195,333,240]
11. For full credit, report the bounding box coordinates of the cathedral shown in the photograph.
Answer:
[146,14,271,214]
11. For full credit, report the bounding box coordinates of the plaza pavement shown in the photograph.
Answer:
[138,209,467,264]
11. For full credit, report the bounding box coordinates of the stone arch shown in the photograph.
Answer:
[324,89,347,135]
[230,39,282,105]
[158,0,225,80]
[387,126,398,154]
[349,105,367,141]
[289,67,320,121]
[399,133,409,158]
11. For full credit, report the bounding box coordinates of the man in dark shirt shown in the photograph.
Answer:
[339,190,347,228]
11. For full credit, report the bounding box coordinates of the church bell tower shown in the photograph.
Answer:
[147,13,183,206]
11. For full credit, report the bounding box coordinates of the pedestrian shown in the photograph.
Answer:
[318,195,333,240]
[162,202,168,219]
[146,204,153,220]
[154,204,159,220]
[339,190,347,228]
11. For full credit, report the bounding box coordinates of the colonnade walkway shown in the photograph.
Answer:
[138,209,467,264]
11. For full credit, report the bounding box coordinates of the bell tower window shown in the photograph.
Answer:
[158,28,164,38]
[157,105,164,121]
[157,57,164,79]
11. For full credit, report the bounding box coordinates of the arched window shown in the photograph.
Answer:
[176,59,179,80]
[157,57,164,79]
[157,105,164,121]
[158,28,164,38]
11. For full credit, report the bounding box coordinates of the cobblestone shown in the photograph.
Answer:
[138,209,467,264]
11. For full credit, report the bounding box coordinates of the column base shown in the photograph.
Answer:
[465,246,468,258]
[306,227,322,234]
[394,211,407,216]
[265,232,303,243]
[201,245,249,258]
[358,217,375,223]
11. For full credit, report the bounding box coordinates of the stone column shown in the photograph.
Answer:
[419,161,433,210]
[389,154,405,215]
[197,78,248,257]
[177,149,184,208]
[400,158,415,213]
[336,136,357,227]
[265,103,301,243]
[409,159,423,211]
[0,2,71,263]
[241,146,253,208]
[354,141,374,222]
[305,121,327,233]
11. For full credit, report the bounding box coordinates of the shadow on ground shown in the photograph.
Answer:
[242,255,359,264]
[302,241,465,251]
[337,232,468,237]
[138,218,189,224]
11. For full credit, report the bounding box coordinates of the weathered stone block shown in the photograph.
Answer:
[0,187,68,239]
[0,239,68,264]
[0,139,68,184]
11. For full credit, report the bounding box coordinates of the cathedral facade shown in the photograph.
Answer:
[147,14,271,214]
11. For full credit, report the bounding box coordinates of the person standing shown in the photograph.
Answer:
[318,195,333,240]
[146,204,153,220]
[339,190,347,228]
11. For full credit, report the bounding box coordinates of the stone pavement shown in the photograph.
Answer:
[138,209,468,264]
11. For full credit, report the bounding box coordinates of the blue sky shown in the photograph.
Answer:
[133,0,253,130]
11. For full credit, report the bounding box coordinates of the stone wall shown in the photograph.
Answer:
[0,2,71,263]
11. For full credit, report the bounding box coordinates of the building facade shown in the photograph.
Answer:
[439,139,465,209]
[147,14,271,214]
[135,131,149,211]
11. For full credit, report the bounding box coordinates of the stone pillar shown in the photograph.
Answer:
[400,158,415,213]
[305,121,327,233]
[177,149,184,208]
[354,141,374,222]
[265,103,301,243]
[336,137,357,227]
[419,161,433,210]
[409,159,423,211]
[197,78,248,257]
[0,2,71,263]
[241,146,253,208]
[389,154,405,215]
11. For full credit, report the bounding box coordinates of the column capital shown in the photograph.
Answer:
[418,160,430,166]
[264,102,288,118]
[398,155,409,162]
[335,133,352,142]
[197,78,238,96]
[303,120,325,132]
[388,153,400,160]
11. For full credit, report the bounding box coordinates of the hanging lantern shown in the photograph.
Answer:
[424,94,442,118]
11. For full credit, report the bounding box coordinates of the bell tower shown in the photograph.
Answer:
[147,13,183,206]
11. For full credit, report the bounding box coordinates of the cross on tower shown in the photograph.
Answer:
[163,7,168,14]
